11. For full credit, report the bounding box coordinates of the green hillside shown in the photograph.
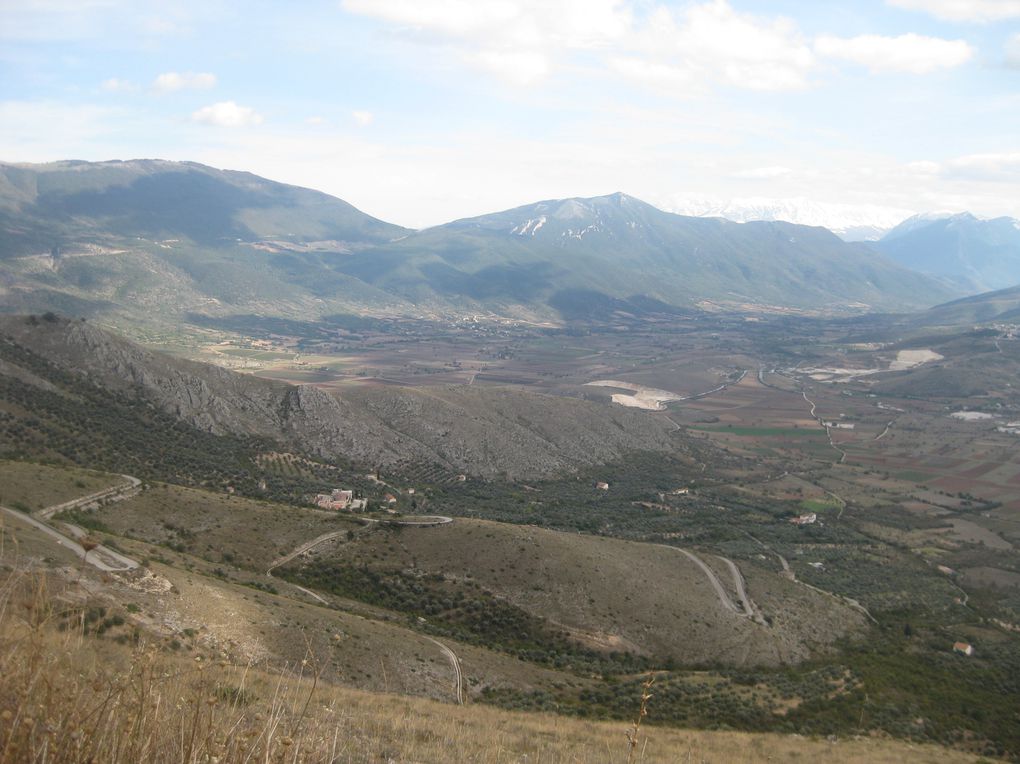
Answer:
[877,213,1020,293]
[0,162,959,330]
[913,283,1020,327]
[339,193,957,317]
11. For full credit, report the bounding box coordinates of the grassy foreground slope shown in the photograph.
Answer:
[0,569,981,764]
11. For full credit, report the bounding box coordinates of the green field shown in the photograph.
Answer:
[799,498,842,512]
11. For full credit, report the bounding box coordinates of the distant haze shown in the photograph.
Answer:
[1,2,1019,228]
[655,195,917,241]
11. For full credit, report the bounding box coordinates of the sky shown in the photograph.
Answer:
[1,0,1019,228]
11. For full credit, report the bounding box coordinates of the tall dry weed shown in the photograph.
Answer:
[0,567,327,763]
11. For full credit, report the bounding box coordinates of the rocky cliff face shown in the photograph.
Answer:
[0,316,681,478]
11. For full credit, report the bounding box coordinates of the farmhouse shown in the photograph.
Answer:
[789,513,817,526]
[314,488,354,511]
[953,641,974,656]
[595,481,610,491]
[383,493,398,504]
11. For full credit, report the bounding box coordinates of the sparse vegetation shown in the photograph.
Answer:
[2,309,1020,759]
[0,567,984,763]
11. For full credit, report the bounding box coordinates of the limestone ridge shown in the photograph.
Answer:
[0,316,680,479]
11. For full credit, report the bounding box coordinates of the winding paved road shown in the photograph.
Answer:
[676,369,748,402]
[1,502,138,572]
[3,474,144,572]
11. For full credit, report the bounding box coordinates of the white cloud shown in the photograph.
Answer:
[945,151,1020,179]
[345,0,815,92]
[609,57,703,95]
[101,77,137,93]
[342,0,630,86]
[906,159,942,174]
[342,0,630,49]
[153,71,217,92]
[730,166,793,179]
[190,101,263,128]
[900,152,1020,182]
[471,48,551,86]
[306,116,326,125]
[636,1,815,92]
[815,33,972,73]
[342,0,630,85]
[352,110,374,126]
[345,0,977,91]
[887,0,1020,22]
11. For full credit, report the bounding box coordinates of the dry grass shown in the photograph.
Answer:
[0,460,120,513]
[0,567,987,764]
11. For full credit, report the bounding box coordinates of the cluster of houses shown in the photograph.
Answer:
[313,485,418,513]
[313,488,365,511]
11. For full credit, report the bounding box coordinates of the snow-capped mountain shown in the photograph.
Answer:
[655,195,914,241]
[876,212,1020,293]
[880,211,974,238]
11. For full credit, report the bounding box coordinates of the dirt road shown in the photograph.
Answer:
[266,531,349,575]
[655,545,760,619]
[266,516,454,575]
[37,475,142,520]
[425,636,464,705]
[801,390,847,463]
[714,554,766,625]
[268,514,464,702]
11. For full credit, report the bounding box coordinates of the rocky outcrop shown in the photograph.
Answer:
[0,316,683,478]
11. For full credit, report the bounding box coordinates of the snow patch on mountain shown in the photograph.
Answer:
[512,216,547,236]
[655,195,915,241]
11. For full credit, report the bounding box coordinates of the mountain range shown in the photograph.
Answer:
[0,159,964,329]
[876,212,1020,294]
